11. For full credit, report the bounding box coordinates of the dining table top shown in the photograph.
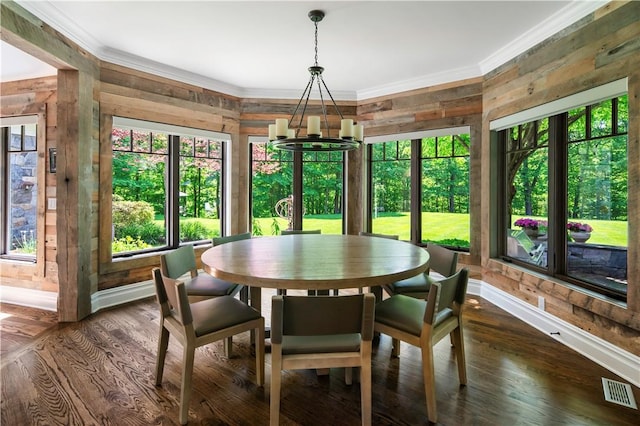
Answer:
[201,234,430,291]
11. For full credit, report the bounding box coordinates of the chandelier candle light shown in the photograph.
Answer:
[268,10,363,152]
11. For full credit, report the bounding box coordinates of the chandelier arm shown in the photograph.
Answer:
[318,75,344,120]
[288,74,316,135]
[314,77,331,139]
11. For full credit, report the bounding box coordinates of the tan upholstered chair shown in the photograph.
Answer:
[160,245,241,300]
[374,268,469,424]
[358,232,399,294]
[358,231,399,240]
[280,229,321,235]
[270,294,375,426]
[152,268,264,425]
[212,232,252,303]
[384,243,458,298]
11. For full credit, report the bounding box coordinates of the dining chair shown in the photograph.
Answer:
[270,293,375,426]
[212,232,252,303]
[358,232,399,294]
[152,268,265,425]
[374,268,469,424]
[280,229,321,235]
[384,243,458,298]
[358,231,399,240]
[160,245,241,301]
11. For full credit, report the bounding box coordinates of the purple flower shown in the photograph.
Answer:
[514,218,539,230]
[567,222,593,232]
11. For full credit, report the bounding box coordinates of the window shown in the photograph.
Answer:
[370,141,411,240]
[111,118,227,257]
[367,130,470,248]
[1,117,38,260]
[250,140,345,235]
[499,93,628,301]
[420,135,470,247]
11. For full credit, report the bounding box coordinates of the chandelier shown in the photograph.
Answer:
[268,10,363,152]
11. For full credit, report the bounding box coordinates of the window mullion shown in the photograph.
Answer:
[168,134,181,248]
[548,113,567,275]
[410,139,421,243]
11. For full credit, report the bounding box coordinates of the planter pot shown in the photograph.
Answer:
[570,231,591,243]
[524,228,539,238]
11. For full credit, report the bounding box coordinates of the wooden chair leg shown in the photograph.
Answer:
[391,338,401,357]
[155,325,169,386]
[224,336,233,358]
[360,347,372,426]
[240,286,249,304]
[180,346,196,425]
[255,321,265,386]
[421,344,437,424]
[452,325,467,385]
[270,347,282,426]
[345,367,353,385]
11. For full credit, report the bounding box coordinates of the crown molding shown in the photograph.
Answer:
[16,0,610,101]
[356,65,481,101]
[479,0,609,74]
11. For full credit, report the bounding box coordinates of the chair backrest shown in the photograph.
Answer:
[271,294,375,344]
[152,267,193,327]
[160,245,197,279]
[212,232,252,246]
[280,229,322,235]
[423,268,468,326]
[426,244,458,277]
[358,231,399,240]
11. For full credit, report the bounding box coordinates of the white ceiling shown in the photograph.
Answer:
[3,1,606,100]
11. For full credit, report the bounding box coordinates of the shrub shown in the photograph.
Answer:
[112,236,152,253]
[180,220,210,242]
[115,222,165,245]
[113,200,154,229]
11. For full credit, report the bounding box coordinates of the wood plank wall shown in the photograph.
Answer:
[0,76,58,291]
[1,0,638,355]
[98,63,242,290]
[482,1,640,355]
[357,78,484,266]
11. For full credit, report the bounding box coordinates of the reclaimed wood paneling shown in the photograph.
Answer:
[1,77,58,295]
[481,1,640,353]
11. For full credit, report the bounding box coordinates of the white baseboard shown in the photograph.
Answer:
[0,285,58,311]
[90,281,155,313]
[475,279,640,388]
[2,278,638,388]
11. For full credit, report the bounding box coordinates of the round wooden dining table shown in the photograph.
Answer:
[201,234,430,309]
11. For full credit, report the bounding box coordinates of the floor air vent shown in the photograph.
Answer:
[602,378,637,409]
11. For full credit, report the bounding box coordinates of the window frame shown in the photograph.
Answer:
[0,114,45,267]
[249,137,346,235]
[110,117,228,259]
[495,87,629,301]
[365,127,471,249]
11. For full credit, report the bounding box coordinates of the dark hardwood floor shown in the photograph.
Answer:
[1,290,638,425]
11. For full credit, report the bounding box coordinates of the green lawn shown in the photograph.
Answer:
[162,213,628,247]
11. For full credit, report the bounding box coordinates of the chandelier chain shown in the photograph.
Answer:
[314,21,319,66]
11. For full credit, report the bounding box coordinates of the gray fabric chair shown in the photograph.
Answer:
[358,231,399,240]
[280,229,321,235]
[384,243,458,298]
[160,245,241,300]
[358,232,399,294]
[152,268,265,425]
[374,268,469,424]
[270,293,375,426]
[212,232,252,303]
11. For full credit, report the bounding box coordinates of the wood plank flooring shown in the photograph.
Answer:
[1,291,638,425]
